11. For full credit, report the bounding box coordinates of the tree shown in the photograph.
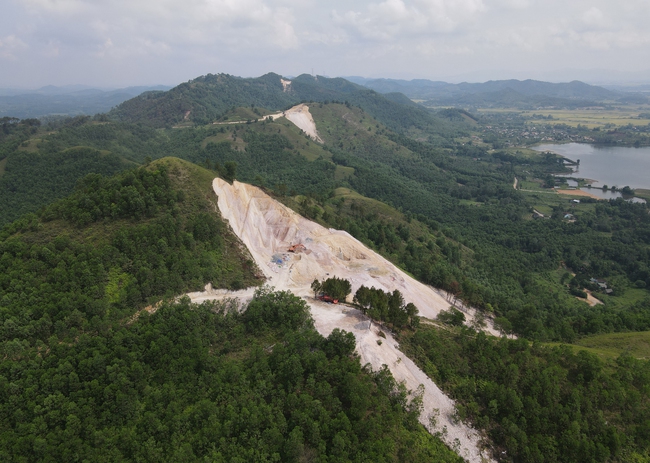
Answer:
[353,286,373,314]
[437,307,465,327]
[224,161,237,182]
[405,302,419,328]
[276,183,288,196]
[321,277,352,302]
[494,316,513,336]
[353,286,418,329]
[324,328,356,358]
[621,186,635,196]
[388,290,407,328]
[311,279,322,298]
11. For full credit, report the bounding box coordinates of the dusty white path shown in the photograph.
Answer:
[307,301,490,462]
[187,179,495,462]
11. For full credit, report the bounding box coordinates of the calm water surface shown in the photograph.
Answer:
[533,143,650,189]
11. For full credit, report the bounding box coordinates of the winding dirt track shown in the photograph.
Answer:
[186,179,495,462]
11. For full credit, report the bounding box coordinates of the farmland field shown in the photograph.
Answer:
[522,106,650,129]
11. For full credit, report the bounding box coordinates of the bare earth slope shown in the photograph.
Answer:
[188,179,495,462]
[283,104,324,143]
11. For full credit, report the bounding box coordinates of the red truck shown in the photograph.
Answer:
[317,294,338,304]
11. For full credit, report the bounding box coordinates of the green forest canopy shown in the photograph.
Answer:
[1,82,649,460]
[0,160,461,461]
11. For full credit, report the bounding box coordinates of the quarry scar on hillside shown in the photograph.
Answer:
[187,178,497,462]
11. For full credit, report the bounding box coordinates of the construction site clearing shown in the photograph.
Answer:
[185,178,497,463]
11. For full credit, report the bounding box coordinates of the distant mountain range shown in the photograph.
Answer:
[0,85,171,119]
[4,75,649,121]
[345,77,649,108]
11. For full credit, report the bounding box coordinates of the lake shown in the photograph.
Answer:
[533,143,650,190]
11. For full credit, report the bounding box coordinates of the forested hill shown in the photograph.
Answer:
[0,158,463,462]
[427,89,601,110]
[109,72,444,132]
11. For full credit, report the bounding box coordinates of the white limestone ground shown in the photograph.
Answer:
[282,104,324,143]
[186,179,496,462]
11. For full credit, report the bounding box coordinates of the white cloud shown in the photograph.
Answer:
[22,0,87,14]
[2,0,650,86]
[488,0,531,9]
[581,7,605,26]
[416,40,473,56]
[0,35,28,59]
[17,0,300,52]
[333,0,486,41]
[43,39,60,58]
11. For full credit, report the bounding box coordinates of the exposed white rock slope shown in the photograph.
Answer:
[186,179,495,462]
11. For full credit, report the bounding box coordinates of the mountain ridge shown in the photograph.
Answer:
[346,76,650,106]
[108,72,445,133]
[346,76,620,100]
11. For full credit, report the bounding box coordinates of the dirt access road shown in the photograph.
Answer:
[186,179,496,462]
[212,103,323,143]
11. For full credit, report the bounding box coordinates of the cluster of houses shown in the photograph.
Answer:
[481,123,596,148]
[590,278,613,294]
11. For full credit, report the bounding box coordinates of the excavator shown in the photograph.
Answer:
[288,243,306,253]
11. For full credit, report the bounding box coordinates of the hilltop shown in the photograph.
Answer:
[109,72,447,134]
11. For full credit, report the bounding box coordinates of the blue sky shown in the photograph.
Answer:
[1,0,649,87]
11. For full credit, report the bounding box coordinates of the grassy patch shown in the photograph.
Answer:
[519,179,545,190]
[547,331,650,360]
[331,187,405,219]
[334,165,354,180]
[602,287,649,307]
[541,342,620,361]
[505,147,546,160]
[459,199,482,206]
[634,188,650,201]
[202,133,234,148]
[218,106,268,122]
[575,331,650,359]
[16,138,42,153]
[202,132,247,151]
[520,189,561,214]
